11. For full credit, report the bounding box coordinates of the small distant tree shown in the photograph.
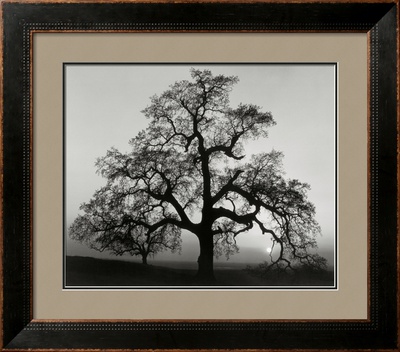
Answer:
[69,68,326,281]
[69,184,182,264]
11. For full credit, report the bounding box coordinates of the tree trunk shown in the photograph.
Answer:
[196,234,215,283]
[141,254,148,265]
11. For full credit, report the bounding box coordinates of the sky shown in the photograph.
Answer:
[64,64,336,267]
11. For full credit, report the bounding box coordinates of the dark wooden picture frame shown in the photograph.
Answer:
[1,1,398,350]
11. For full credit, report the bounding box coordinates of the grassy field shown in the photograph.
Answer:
[65,256,334,288]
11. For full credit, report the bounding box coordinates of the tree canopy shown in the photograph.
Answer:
[69,68,327,281]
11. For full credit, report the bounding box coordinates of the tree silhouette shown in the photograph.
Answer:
[69,68,326,282]
[69,184,182,264]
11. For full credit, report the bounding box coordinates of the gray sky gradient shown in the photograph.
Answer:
[65,64,336,266]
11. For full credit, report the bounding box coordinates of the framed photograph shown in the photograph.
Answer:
[1,1,398,350]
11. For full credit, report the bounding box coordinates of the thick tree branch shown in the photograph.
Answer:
[212,170,243,205]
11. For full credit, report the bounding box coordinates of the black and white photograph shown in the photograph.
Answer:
[64,64,337,289]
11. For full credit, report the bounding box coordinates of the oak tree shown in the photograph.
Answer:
[69,68,326,282]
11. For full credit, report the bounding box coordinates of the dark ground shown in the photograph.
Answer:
[65,256,335,288]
